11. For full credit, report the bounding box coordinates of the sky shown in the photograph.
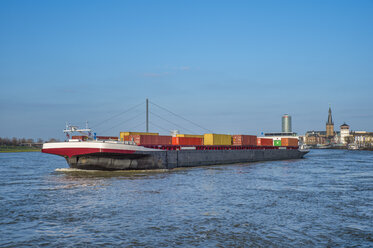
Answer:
[0,0,372,140]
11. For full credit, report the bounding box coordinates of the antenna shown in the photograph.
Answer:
[146,98,149,133]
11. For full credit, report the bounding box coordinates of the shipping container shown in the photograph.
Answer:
[203,134,232,146]
[232,135,257,146]
[122,135,157,142]
[121,132,159,136]
[124,135,172,146]
[281,138,298,147]
[172,137,203,146]
[120,132,158,141]
[176,134,204,138]
[257,138,273,146]
[71,136,88,141]
[273,140,282,146]
[96,136,118,140]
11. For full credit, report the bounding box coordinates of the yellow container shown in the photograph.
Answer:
[203,134,232,146]
[120,132,158,141]
[176,134,204,138]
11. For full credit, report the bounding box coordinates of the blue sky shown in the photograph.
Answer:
[0,0,372,140]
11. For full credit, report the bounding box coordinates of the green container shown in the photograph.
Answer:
[273,140,282,146]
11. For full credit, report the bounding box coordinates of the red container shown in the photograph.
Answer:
[71,136,88,141]
[281,138,298,147]
[257,138,273,146]
[125,135,172,146]
[97,136,118,140]
[232,135,257,146]
[172,137,203,146]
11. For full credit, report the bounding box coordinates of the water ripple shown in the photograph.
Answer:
[0,150,372,247]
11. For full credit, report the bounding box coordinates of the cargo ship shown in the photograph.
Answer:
[42,125,309,170]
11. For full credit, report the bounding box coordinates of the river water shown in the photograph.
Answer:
[0,150,372,247]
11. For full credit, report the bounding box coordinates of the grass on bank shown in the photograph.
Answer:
[0,146,41,153]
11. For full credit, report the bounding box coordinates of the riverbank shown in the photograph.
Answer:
[0,146,41,153]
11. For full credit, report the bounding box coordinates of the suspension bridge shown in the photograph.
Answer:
[90,99,213,136]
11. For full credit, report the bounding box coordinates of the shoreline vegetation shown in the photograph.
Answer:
[0,146,41,153]
[0,137,59,153]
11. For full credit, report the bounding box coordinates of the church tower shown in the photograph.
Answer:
[326,107,334,137]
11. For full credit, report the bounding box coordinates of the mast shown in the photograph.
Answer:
[146,98,149,133]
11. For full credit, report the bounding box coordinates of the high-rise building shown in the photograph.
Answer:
[263,113,297,139]
[282,114,292,133]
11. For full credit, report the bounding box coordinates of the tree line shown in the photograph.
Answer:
[0,137,59,146]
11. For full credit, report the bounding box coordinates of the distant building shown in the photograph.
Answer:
[264,132,299,141]
[282,114,292,133]
[340,123,350,144]
[305,107,373,148]
[326,107,335,139]
[305,107,339,146]
[264,132,297,137]
[263,113,297,138]
[351,131,373,148]
[305,131,327,146]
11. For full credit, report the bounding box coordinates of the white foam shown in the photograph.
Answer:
[55,168,91,172]
[54,167,169,174]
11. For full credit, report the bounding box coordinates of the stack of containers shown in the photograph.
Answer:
[96,136,118,140]
[72,136,88,141]
[257,138,273,146]
[120,132,158,141]
[232,135,257,146]
[273,137,282,146]
[203,134,232,146]
[176,134,204,138]
[281,138,298,147]
[123,135,172,146]
[172,137,203,146]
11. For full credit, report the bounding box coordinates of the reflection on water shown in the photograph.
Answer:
[0,150,373,247]
[54,167,170,180]
[55,167,170,174]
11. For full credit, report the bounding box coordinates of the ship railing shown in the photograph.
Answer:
[141,145,299,151]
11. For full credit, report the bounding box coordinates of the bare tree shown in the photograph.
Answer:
[11,137,18,146]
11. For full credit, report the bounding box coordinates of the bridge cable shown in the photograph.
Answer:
[98,112,144,134]
[127,121,147,132]
[92,101,144,129]
[150,111,196,134]
[149,100,213,133]
[149,121,171,133]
